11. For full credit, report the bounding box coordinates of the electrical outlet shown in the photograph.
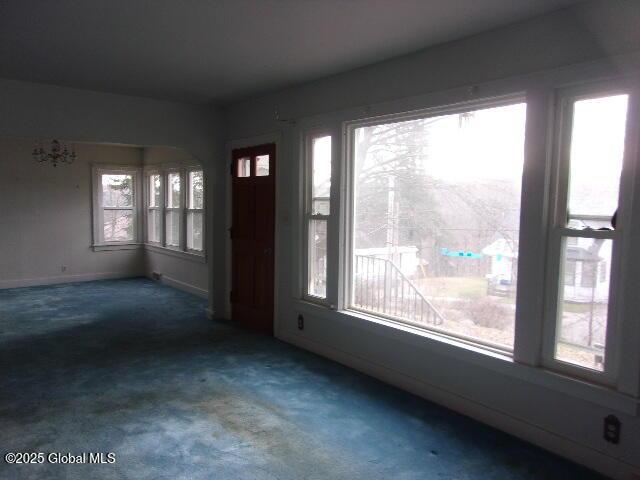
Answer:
[603,415,621,444]
[61,265,67,272]
[297,314,304,330]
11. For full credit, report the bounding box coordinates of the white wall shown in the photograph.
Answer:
[0,78,224,310]
[0,138,145,287]
[222,2,640,478]
[0,140,212,297]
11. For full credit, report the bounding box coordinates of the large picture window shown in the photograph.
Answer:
[350,102,526,350]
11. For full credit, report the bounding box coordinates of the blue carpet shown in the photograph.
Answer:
[0,278,606,479]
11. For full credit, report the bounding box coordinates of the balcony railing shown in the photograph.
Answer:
[353,255,444,326]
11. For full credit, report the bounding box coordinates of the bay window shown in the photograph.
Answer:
[143,166,205,256]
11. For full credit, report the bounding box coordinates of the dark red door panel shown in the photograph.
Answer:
[231,144,275,334]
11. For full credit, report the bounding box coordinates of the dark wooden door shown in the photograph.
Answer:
[231,143,276,334]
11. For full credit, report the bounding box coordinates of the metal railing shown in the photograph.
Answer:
[353,255,444,326]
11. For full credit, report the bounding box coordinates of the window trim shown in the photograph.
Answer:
[91,165,142,247]
[541,81,637,385]
[185,167,205,253]
[342,94,526,354]
[165,168,183,250]
[144,169,164,246]
[302,130,332,305]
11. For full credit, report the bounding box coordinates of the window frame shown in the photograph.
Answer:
[186,167,205,253]
[92,165,141,247]
[302,130,333,305]
[342,95,526,355]
[145,169,164,246]
[164,168,183,250]
[291,68,640,406]
[540,81,637,385]
[143,165,205,257]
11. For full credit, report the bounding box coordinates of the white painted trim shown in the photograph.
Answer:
[91,164,143,246]
[144,243,206,263]
[278,330,639,480]
[295,299,639,415]
[159,274,208,298]
[0,272,140,290]
[92,243,143,252]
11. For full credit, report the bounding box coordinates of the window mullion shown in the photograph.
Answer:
[326,125,342,309]
[513,88,554,366]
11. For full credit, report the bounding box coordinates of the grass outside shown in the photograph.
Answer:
[416,276,487,299]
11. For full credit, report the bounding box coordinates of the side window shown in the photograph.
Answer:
[147,174,162,244]
[165,171,182,247]
[305,135,331,300]
[186,170,204,251]
[93,168,138,245]
[349,102,526,351]
[549,92,629,374]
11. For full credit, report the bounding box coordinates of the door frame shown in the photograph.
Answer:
[226,132,282,334]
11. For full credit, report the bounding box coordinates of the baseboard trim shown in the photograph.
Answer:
[0,272,140,289]
[159,274,208,299]
[279,330,638,480]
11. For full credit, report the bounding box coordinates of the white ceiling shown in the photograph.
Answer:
[0,0,582,105]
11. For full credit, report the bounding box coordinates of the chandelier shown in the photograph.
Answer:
[33,139,77,167]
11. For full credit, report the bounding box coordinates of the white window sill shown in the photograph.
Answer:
[92,243,143,252]
[144,243,206,263]
[294,300,640,415]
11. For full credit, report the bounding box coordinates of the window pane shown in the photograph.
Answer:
[237,157,250,177]
[188,170,204,209]
[308,219,327,298]
[102,174,133,207]
[166,210,180,247]
[555,237,612,371]
[312,199,330,216]
[148,209,162,243]
[256,155,270,176]
[103,209,133,242]
[187,211,203,251]
[567,95,628,223]
[167,172,181,208]
[149,175,161,207]
[312,136,331,214]
[352,103,526,349]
